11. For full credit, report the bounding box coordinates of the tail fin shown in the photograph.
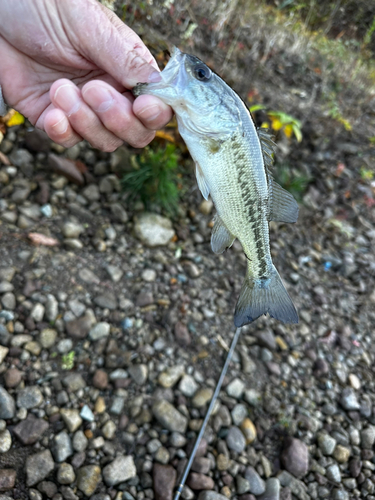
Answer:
[234,265,298,327]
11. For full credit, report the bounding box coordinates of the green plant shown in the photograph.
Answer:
[62,351,75,370]
[360,166,374,181]
[249,105,302,142]
[327,94,352,131]
[275,164,311,201]
[122,143,181,215]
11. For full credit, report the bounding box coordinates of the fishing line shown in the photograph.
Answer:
[173,326,242,500]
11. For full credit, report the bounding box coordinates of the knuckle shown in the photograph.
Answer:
[128,132,155,149]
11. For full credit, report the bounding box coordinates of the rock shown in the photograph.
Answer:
[152,400,188,433]
[17,386,43,409]
[1,293,15,310]
[136,291,154,307]
[94,293,117,310]
[0,282,13,293]
[134,212,175,247]
[0,387,15,419]
[0,469,16,491]
[102,420,116,440]
[280,438,309,478]
[0,430,11,452]
[73,430,88,452]
[326,464,341,483]
[240,418,257,444]
[4,368,22,388]
[80,405,94,422]
[191,457,211,475]
[340,388,360,411]
[187,473,215,490]
[333,445,351,463]
[317,433,336,455]
[192,388,213,408]
[236,475,250,494]
[57,463,75,485]
[82,184,100,201]
[76,465,102,496]
[39,328,57,348]
[61,408,82,432]
[197,493,228,500]
[174,322,191,346]
[0,346,8,364]
[62,221,84,239]
[48,154,84,185]
[26,450,54,486]
[93,369,108,389]
[226,378,245,399]
[158,365,185,388]
[231,404,248,426]
[128,364,148,385]
[106,265,123,283]
[142,269,157,282]
[66,312,94,339]
[179,375,199,397]
[244,466,266,496]
[52,431,73,462]
[258,478,280,500]
[89,322,110,341]
[102,456,136,486]
[24,129,50,153]
[226,426,246,453]
[153,464,176,500]
[13,414,49,444]
[79,268,100,284]
[110,203,128,223]
[62,373,86,392]
[45,294,58,322]
[361,426,375,448]
[349,458,361,478]
[216,454,230,471]
[31,303,45,322]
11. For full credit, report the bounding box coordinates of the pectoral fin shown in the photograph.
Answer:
[211,215,235,254]
[269,179,299,223]
[195,161,210,200]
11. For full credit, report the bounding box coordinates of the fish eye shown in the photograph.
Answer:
[194,64,212,82]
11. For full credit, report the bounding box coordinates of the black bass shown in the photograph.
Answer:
[133,48,298,326]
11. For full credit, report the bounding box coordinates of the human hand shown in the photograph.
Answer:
[0,0,172,151]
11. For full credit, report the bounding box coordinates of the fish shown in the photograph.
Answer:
[133,47,299,326]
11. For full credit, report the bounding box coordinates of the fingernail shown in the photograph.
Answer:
[82,85,114,113]
[137,104,161,122]
[52,116,68,135]
[148,71,162,83]
[54,84,81,115]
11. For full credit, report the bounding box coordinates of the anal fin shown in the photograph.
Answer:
[269,179,299,223]
[211,215,235,254]
[195,161,210,200]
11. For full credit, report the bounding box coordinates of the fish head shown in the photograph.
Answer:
[133,47,239,137]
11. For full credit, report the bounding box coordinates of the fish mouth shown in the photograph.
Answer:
[132,47,187,100]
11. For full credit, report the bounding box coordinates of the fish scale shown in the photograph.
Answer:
[133,47,299,326]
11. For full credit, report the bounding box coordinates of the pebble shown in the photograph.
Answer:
[179,374,199,397]
[317,433,337,455]
[348,373,361,390]
[94,293,117,310]
[106,265,123,282]
[52,431,73,462]
[26,450,54,486]
[93,369,108,389]
[226,426,247,453]
[231,403,248,426]
[281,438,309,478]
[17,386,43,409]
[66,313,94,339]
[187,472,215,490]
[0,429,12,452]
[128,364,148,385]
[0,469,16,491]
[236,475,251,494]
[216,454,230,471]
[80,404,95,422]
[192,388,213,407]
[0,346,8,364]
[110,202,128,223]
[333,444,351,463]
[245,466,266,495]
[102,420,116,439]
[326,464,341,483]
[45,294,58,321]
[61,408,82,432]
[89,322,110,340]
[1,293,15,310]
[39,328,57,348]
[361,426,375,448]
[57,463,75,485]
[73,430,88,452]
[134,212,175,247]
[4,368,22,388]
[63,373,86,392]
[258,477,280,500]
[76,465,102,496]
[13,414,49,444]
[31,303,45,322]
[174,322,191,346]
[153,464,176,500]
[62,221,84,238]
[158,365,185,388]
[197,493,228,500]
[102,456,136,486]
[340,388,360,411]
[152,400,188,433]
[226,378,245,399]
[142,269,157,282]
[240,418,257,444]
[0,387,15,419]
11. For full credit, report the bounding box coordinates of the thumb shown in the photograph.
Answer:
[62,0,160,88]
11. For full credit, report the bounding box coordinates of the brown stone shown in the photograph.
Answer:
[4,368,22,388]
[13,414,49,445]
[186,472,215,490]
[153,464,176,500]
[174,322,191,346]
[0,469,16,491]
[48,154,84,185]
[92,369,108,390]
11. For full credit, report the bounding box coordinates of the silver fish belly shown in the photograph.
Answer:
[133,47,298,326]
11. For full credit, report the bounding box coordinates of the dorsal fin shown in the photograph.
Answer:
[257,128,276,171]
[268,178,299,223]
